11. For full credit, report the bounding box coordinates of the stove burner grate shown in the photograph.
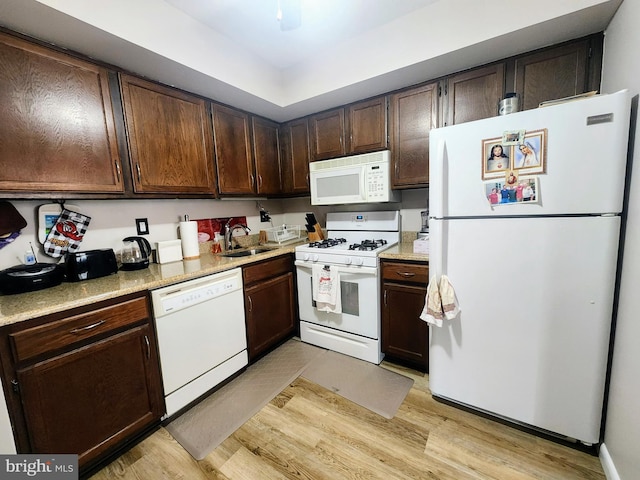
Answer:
[308,238,347,249]
[348,239,388,251]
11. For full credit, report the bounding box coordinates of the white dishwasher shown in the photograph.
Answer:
[151,267,247,418]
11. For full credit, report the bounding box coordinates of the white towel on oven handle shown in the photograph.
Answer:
[312,264,342,314]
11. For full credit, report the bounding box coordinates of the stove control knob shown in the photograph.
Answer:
[353,257,364,266]
[345,257,352,265]
[303,253,310,261]
[312,254,319,262]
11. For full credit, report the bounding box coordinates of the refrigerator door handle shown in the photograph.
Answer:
[438,139,446,219]
[434,218,444,280]
[431,138,447,280]
[430,137,447,220]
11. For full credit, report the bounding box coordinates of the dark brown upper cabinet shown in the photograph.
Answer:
[513,37,600,111]
[0,31,124,194]
[443,63,506,126]
[309,108,346,161]
[251,116,282,196]
[347,96,388,153]
[309,96,388,162]
[280,118,310,195]
[212,103,255,195]
[119,74,217,195]
[389,82,438,189]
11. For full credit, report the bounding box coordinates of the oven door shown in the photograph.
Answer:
[294,260,379,338]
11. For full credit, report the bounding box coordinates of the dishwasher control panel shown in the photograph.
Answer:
[151,268,242,317]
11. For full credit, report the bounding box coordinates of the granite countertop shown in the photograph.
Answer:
[379,242,429,263]
[0,243,300,328]
[0,238,427,328]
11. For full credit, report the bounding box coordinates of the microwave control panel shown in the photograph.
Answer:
[365,163,390,200]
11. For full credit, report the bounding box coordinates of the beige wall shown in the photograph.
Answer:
[600,0,640,478]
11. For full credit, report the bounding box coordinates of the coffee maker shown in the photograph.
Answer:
[417,209,429,239]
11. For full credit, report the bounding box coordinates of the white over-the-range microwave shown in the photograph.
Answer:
[309,150,400,205]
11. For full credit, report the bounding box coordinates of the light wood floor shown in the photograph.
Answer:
[89,361,605,479]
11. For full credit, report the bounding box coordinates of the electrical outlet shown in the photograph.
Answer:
[136,218,149,235]
[260,210,271,222]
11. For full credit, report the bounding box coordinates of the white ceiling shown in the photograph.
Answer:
[163,0,439,69]
[0,0,623,122]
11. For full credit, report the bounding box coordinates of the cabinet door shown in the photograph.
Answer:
[212,103,255,195]
[245,273,295,361]
[382,282,429,371]
[16,324,164,468]
[309,108,345,161]
[347,96,388,154]
[119,74,216,195]
[389,83,438,188]
[514,40,590,111]
[444,63,505,126]
[280,118,310,195]
[252,116,282,195]
[0,32,124,193]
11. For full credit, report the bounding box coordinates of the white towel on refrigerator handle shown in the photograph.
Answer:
[420,274,460,326]
[420,275,444,327]
[312,264,342,314]
[439,275,460,320]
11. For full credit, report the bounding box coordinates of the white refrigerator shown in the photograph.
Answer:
[428,90,631,446]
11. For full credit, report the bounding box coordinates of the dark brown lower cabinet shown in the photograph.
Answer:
[0,292,165,475]
[243,255,296,361]
[381,260,429,371]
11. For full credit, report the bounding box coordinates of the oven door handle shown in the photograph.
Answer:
[294,260,378,276]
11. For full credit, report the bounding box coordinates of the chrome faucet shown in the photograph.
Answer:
[224,222,251,251]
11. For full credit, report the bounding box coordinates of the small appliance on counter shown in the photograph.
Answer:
[120,236,152,271]
[65,249,118,282]
[417,209,429,239]
[0,263,65,295]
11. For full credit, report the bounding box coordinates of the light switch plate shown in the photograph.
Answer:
[136,218,149,235]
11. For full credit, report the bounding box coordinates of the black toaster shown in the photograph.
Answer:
[65,249,118,282]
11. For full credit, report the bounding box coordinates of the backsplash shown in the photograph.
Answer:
[0,190,428,271]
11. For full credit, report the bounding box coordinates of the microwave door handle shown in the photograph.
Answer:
[361,169,368,201]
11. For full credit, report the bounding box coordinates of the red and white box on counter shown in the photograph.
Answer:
[413,236,429,254]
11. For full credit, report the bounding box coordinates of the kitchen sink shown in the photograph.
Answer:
[220,248,272,258]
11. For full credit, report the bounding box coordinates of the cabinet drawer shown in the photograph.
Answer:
[243,255,292,286]
[10,297,150,363]
[382,262,429,284]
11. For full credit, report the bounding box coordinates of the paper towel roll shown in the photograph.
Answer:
[179,221,200,259]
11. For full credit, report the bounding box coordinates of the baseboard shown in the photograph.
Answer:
[599,443,621,480]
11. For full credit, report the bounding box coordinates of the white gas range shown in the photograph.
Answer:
[295,211,400,364]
